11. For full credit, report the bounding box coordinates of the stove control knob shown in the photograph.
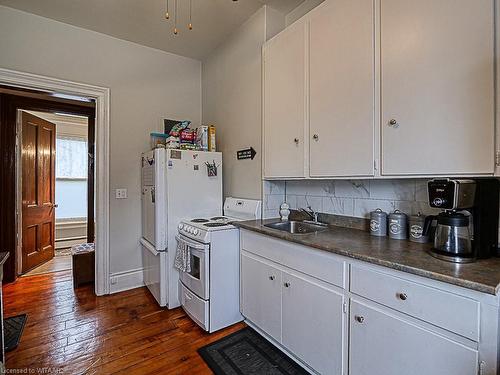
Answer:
[184,226,189,232]
[178,224,184,230]
[193,229,199,235]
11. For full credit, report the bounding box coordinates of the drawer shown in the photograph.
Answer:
[179,281,209,331]
[241,230,345,288]
[350,266,479,341]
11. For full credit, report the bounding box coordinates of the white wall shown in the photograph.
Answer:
[202,6,284,200]
[0,6,202,284]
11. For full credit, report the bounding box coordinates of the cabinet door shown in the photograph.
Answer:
[263,20,307,178]
[381,0,494,175]
[240,253,282,342]
[282,271,344,374]
[350,299,478,375]
[309,0,375,177]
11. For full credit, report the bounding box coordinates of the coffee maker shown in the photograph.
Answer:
[424,179,499,263]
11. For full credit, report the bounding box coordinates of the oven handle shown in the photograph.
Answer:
[175,234,207,250]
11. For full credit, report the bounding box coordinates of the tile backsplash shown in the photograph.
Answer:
[262,179,442,220]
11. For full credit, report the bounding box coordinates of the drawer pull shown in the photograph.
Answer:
[269,275,275,281]
[398,293,408,301]
[355,316,364,323]
[284,282,291,288]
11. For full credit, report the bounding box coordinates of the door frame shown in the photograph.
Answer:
[0,68,110,296]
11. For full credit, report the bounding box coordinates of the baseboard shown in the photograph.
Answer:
[55,237,87,250]
[109,268,144,294]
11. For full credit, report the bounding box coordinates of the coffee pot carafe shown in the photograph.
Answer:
[424,211,473,262]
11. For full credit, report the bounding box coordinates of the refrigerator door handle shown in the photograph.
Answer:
[151,187,155,203]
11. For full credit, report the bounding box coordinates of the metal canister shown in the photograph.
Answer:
[388,210,407,240]
[370,209,387,236]
[409,213,429,243]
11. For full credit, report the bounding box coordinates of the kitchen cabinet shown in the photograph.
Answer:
[309,0,375,177]
[240,253,282,342]
[239,229,498,374]
[263,19,307,179]
[263,0,496,179]
[241,247,345,374]
[380,0,495,175]
[349,299,479,375]
[282,271,344,375]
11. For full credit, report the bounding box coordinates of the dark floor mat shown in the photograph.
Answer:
[198,327,308,375]
[4,314,27,352]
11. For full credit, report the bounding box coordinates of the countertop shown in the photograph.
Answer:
[234,219,500,295]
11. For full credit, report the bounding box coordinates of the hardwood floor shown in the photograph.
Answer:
[3,270,245,374]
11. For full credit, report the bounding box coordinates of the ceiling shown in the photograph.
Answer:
[0,0,305,60]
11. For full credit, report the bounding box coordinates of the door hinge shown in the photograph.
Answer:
[496,151,500,167]
[342,302,348,314]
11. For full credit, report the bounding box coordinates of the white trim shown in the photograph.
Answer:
[109,268,145,294]
[0,67,110,296]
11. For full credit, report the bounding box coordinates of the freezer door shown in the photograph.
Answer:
[166,150,223,220]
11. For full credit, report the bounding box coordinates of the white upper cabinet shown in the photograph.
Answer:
[309,0,375,177]
[263,20,307,178]
[380,0,495,176]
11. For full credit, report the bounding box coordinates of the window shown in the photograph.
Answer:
[56,137,88,178]
[55,136,88,220]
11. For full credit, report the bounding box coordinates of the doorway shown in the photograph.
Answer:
[19,111,91,276]
[0,88,96,284]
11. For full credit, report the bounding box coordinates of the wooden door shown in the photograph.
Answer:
[309,0,375,177]
[21,111,56,273]
[282,271,344,374]
[349,299,478,375]
[263,20,307,178]
[381,0,494,176]
[240,252,282,342]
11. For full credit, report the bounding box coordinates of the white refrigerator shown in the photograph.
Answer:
[140,148,222,308]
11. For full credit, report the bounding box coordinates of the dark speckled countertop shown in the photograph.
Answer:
[234,219,500,295]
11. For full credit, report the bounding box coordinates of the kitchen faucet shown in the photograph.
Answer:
[300,206,319,223]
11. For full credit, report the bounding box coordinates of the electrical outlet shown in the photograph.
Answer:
[115,188,127,199]
[110,277,117,285]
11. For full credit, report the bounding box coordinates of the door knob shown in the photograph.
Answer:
[269,275,275,281]
[355,316,364,323]
[294,138,299,144]
[388,119,399,128]
[313,134,319,141]
[284,282,291,288]
[52,204,58,208]
[397,292,408,301]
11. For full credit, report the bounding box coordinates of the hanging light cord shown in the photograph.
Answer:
[188,0,193,30]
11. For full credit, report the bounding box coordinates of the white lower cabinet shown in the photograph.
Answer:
[282,272,344,375]
[240,253,282,342]
[349,299,478,375]
[240,230,498,375]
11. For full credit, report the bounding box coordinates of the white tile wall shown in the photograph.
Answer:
[263,179,442,219]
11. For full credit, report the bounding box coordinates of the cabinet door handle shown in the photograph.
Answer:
[269,275,275,281]
[355,315,364,323]
[294,138,299,144]
[388,119,399,128]
[397,292,408,301]
[284,282,291,288]
[312,134,319,141]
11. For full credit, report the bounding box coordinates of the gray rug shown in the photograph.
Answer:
[198,327,308,375]
[4,314,27,352]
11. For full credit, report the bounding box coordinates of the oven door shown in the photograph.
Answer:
[176,234,209,300]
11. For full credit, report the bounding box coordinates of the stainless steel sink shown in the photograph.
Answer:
[264,221,328,235]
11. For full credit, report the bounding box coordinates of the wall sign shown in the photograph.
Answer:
[237,147,257,160]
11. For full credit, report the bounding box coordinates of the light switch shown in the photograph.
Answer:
[115,188,127,199]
